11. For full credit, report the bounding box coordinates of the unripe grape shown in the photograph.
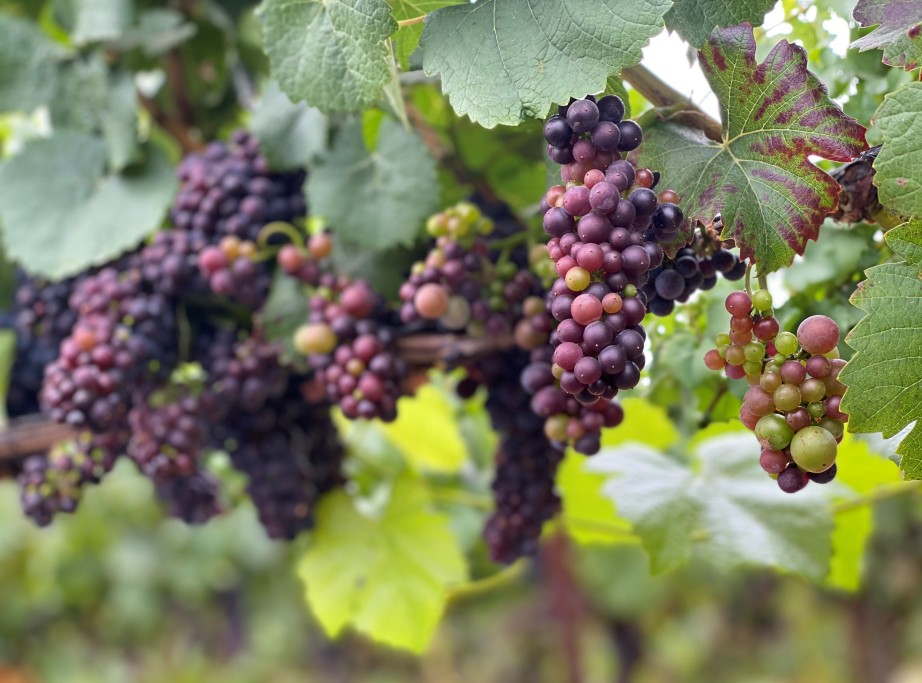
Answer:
[294,323,337,355]
[790,426,837,473]
[704,349,725,371]
[565,267,591,292]
[760,371,782,393]
[414,283,450,319]
[774,332,798,357]
[800,378,826,403]
[755,414,795,450]
[773,383,802,412]
[751,289,773,311]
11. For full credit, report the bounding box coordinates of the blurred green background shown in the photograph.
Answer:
[2,459,922,683]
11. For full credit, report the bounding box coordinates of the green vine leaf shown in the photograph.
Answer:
[51,55,139,171]
[0,15,62,113]
[298,477,468,653]
[852,0,922,70]
[388,0,461,70]
[0,133,176,279]
[306,118,438,249]
[840,219,922,478]
[70,0,134,45]
[637,24,867,273]
[869,82,922,218]
[420,0,670,128]
[590,432,834,580]
[250,81,329,171]
[259,0,398,113]
[664,0,776,46]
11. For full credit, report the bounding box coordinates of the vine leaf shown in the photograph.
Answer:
[558,398,674,545]
[297,477,468,653]
[852,0,922,70]
[306,118,438,250]
[71,0,134,45]
[420,0,670,128]
[250,81,329,171]
[388,0,461,70]
[840,219,922,478]
[0,15,62,113]
[259,0,397,113]
[590,432,834,580]
[869,82,922,217]
[664,0,776,47]
[637,24,867,273]
[0,133,176,279]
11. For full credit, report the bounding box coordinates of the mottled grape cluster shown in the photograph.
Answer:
[171,131,305,242]
[198,236,271,309]
[18,430,124,526]
[536,94,663,453]
[705,290,847,492]
[398,203,547,344]
[127,392,208,483]
[294,279,408,422]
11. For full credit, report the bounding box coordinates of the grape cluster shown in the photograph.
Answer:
[127,392,208,483]
[2,272,85,417]
[155,471,223,525]
[705,291,847,491]
[398,203,546,342]
[276,232,333,286]
[462,351,565,564]
[18,430,124,526]
[294,280,408,422]
[537,95,661,452]
[212,378,345,540]
[643,235,748,316]
[197,236,271,309]
[171,131,306,242]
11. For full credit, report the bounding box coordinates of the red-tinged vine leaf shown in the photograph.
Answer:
[852,0,922,70]
[840,219,922,479]
[636,24,867,273]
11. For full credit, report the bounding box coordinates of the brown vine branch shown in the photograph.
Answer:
[0,417,77,462]
[622,64,724,142]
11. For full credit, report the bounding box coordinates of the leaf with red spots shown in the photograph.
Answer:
[636,24,867,273]
[852,0,922,70]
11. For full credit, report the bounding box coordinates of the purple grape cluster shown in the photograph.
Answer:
[211,378,345,540]
[155,471,223,525]
[171,131,306,242]
[462,351,565,564]
[644,243,748,317]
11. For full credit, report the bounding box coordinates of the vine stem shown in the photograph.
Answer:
[446,560,526,601]
[744,263,753,296]
[397,15,427,27]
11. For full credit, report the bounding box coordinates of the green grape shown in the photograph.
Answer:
[743,360,763,375]
[752,289,773,311]
[760,371,782,393]
[744,342,766,362]
[807,402,826,419]
[623,284,638,298]
[801,378,826,403]
[773,383,802,412]
[755,414,795,450]
[725,345,746,366]
[790,426,837,473]
[774,332,798,357]
[716,333,732,347]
